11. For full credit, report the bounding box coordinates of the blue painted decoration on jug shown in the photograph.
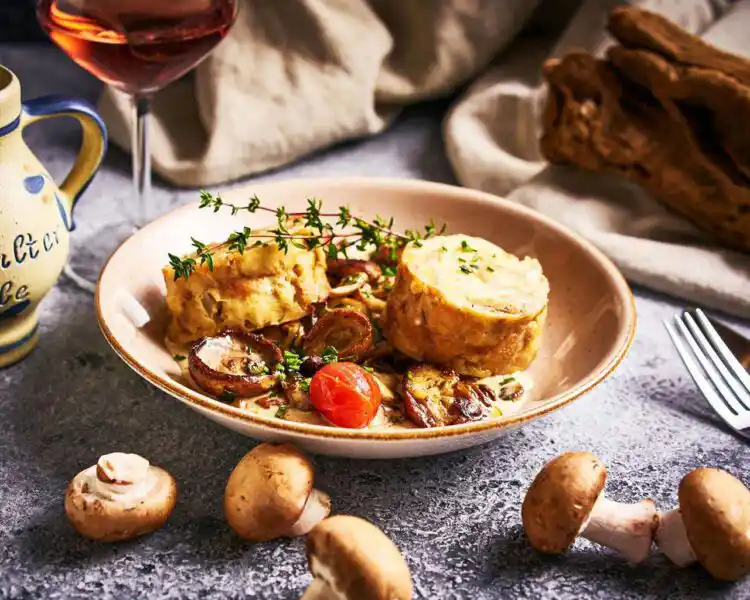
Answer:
[0,300,30,321]
[23,175,45,194]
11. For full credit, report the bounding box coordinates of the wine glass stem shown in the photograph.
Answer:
[132,95,152,229]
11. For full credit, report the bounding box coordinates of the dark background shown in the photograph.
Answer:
[1,2,47,42]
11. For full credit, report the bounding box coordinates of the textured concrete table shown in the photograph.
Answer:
[2,45,750,600]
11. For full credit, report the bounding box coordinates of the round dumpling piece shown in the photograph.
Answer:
[383,234,548,377]
[164,224,331,344]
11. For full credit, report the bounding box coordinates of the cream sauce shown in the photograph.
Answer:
[167,338,531,431]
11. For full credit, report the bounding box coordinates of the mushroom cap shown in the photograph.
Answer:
[679,468,750,581]
[306,515,412,600]
[522,451,607,553]
[64,453,177,542]
[224,442,315,541]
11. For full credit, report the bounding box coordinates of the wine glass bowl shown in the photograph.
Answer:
[37,0,238,96]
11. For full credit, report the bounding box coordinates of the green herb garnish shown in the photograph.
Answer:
[228,227,253,255]
[173,354,186,362]
[168,253,196,281]
[487,266,495,273]
[219,390,236,403]
[283,350,302,372]
[381,265,397,278]
[460,240,476,253]
[275,405,289,419]
[322,346,339,364]
[167,237,215,281]
[299,378,311,392]
[169,192,446,280]
[246,361,270,376]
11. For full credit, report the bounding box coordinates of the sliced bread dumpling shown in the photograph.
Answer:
[383,234,548,377]
[164,224,331,344]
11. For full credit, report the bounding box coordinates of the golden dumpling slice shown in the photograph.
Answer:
[163,229,331,344]
[383,234,549,377]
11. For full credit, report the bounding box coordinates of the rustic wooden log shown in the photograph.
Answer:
[540,6,750,253]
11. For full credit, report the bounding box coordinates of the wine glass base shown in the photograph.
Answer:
[63,220,138,294]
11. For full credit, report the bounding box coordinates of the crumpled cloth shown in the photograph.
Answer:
[99,0,750,318]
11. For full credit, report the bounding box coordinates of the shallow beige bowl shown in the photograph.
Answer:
[96,178,636,458]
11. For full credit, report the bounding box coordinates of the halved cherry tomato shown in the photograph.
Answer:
[309,362,382,428]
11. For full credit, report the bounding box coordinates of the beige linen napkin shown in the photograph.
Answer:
[444,0,750,318]
[99,0,542,186]
[99,0,750,317]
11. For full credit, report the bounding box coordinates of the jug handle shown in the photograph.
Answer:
[21,96,107,230]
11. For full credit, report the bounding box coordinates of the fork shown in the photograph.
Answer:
[664,308,750,439]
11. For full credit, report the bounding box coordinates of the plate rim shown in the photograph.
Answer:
[95,177,637,442]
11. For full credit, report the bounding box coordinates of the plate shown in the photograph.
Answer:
[95,178,636,458]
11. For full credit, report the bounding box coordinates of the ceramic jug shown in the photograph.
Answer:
[0,65,107,367]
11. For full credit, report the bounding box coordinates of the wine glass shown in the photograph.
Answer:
[36,0,239,290]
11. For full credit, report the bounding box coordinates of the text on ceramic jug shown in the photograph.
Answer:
[1,229,62,269]
[0,229,63,318]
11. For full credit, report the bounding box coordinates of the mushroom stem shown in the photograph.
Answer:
[300,579,337,600]
[655,508,696,567]
[289,489,332,537]
[580,496,658,563]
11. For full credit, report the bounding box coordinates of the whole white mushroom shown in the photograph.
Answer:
[65,452,177,542]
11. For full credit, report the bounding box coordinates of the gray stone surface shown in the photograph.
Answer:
[1,45,750,600]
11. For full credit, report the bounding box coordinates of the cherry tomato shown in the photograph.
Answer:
[309,362,382,428]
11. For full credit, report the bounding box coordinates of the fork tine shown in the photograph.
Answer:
[664,319,741,429]
[684,312,750,411]
[695,309,750,395]
[673,315,746,417]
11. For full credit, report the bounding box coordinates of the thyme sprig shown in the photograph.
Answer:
[168,191,445,280]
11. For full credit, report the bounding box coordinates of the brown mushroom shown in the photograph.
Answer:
[522,452,658,563]
[403,364,460,427]
[282,371,313,410]
[224,443,331,542]
[326,258,381,283]
[302,308,374,361]
[402,365,501,427]
[655,468,750,580]
[64,452,177,542]
[355,287,387,313]
[326,296,370,315]
[258,321,306,351]
[189,329,282,398]
[302,515,412,600]
[329,272,369,298]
